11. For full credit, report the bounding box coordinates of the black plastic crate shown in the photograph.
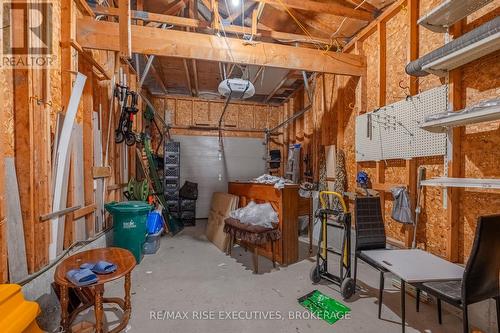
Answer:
[164,153,180,166]
[165,166,180,179]
[180,199,196,211]
[181,210,195,220]
[182,217,196,226]
[166,200,180,212]
[165,141,180,153]
[164,180,180,191]
[165,190,179,200]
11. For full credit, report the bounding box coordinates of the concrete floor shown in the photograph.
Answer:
[83,220,465,333]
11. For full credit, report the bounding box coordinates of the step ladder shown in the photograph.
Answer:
[0,284,43,333]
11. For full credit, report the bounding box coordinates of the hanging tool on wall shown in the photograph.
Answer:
[114,83,139,146]
[412,166,426,248]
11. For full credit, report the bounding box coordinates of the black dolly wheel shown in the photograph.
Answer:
[340,278,355,299]
[310,265,321,284]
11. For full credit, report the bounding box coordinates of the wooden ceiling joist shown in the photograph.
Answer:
[91,6,332,45]
[265,72,294,103]
[183,59,195,96]
[347,0,378,14]
[191,59,199,96]
[254,0,373,21]
[77,18,364,75]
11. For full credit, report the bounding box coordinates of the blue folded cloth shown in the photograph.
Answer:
[80,260,117,274]
[66,268,98,286]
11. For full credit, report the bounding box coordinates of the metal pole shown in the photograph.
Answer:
[269,104,312,133]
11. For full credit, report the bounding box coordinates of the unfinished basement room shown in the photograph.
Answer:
[1,0,500,332]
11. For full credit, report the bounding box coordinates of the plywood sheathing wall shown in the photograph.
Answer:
[0,0,123,282]
[285,0,500,262]
[151,96,284,143]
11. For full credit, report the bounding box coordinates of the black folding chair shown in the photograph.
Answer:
[353,196,389,319]
[414,215,500,332]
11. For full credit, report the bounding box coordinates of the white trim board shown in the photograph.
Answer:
[49,73,87,261]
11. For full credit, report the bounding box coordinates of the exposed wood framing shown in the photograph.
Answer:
[91,6,333,45]
[252,9,258,37]
[343,0,406,51]
[13,35,36,273]
[254,0,373,21]
[446,21,465,263]
[81,62,96,238]
[405,159,417,247]
[72,204,97,220]
[265,72,292,103]
[77,18,365,75]
[408,0,419,95]
[252,66,265,84]
[119,0,132,58]
[191,59,199,96]
[377,21,386,107]
[211,0,220,29]
[75,0,95,17]
[70,40,111,80]
[183,59,194,96]
[347,0,378,13]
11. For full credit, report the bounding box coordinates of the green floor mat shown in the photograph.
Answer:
[298,290,351,325]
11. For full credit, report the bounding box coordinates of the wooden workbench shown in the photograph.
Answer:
[228,182,299,265]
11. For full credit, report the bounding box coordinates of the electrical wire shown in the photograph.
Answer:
[16,227,113,286]
[326,0,369,51]
[274,0,327,51]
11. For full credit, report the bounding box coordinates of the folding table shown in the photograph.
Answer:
[360,249,464,333]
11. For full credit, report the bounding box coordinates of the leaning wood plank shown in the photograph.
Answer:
[93,112,104,232]
[56,130,73,254]
[49,73,87,261]
[72,124,86,241]
[77,18,365,76]
[5,158,28,282]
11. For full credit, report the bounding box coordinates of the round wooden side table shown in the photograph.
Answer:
[54,247,136,333]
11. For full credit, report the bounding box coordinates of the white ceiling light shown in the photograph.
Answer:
[218,78,255,99]
[231,0,240,7]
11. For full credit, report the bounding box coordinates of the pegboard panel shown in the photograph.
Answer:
[356,85,448,161]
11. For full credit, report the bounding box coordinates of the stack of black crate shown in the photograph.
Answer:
[179,196,196,226]
[164,141,181,221]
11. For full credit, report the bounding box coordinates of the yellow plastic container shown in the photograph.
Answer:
[0,284,43,333]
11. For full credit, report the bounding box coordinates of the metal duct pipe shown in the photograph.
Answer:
[406,16,500,77]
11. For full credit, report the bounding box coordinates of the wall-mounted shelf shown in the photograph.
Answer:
[420,105,500,133]
[418,0,493,33]
[422,29,500,76]
[421,177,500,190]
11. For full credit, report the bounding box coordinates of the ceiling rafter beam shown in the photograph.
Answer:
[254,0,373,21]
[77,17,365,75]
[347,0,378,13]
[92,6,332,45]
[265,71,295,103]
[183,59,195,96]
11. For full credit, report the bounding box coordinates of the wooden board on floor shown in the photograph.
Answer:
[56,131,73,254]
[72,124,86,241]
[93,112,104,233]
[5,158,28,282]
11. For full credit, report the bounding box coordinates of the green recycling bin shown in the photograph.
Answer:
[104,201,152,264]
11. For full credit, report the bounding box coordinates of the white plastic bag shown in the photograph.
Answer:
[229,201,278,228]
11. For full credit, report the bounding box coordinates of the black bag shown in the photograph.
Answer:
[179,181,198,200]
